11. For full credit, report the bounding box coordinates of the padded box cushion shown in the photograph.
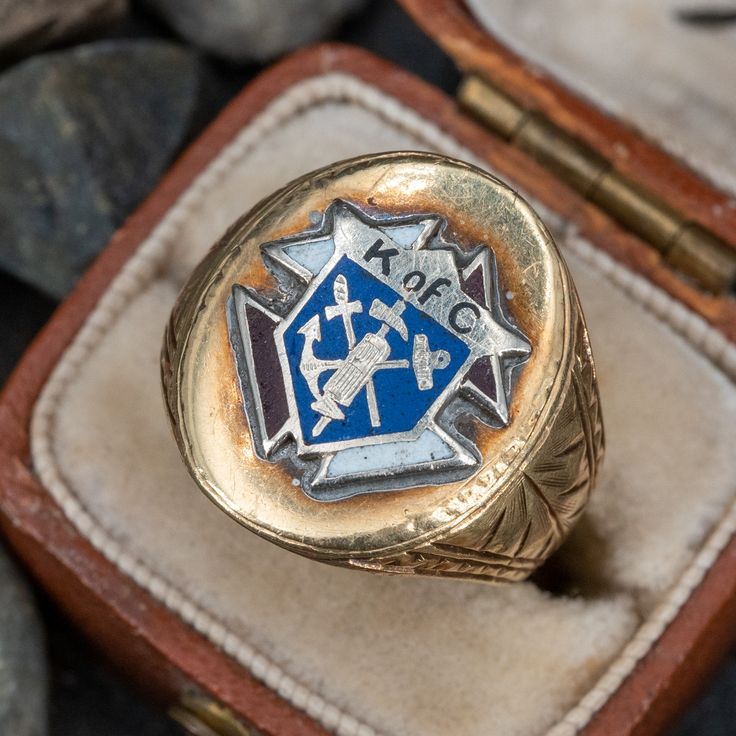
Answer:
[31,73,736,736]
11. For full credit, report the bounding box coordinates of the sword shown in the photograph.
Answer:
[325,274,361,346]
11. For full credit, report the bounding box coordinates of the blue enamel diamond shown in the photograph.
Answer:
[282,255,470,448]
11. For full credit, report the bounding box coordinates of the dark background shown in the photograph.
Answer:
[1,1,734,734]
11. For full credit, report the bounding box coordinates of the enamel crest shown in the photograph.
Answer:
[227,201,531,501]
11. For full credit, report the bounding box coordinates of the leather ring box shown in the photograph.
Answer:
[1,40,736,736]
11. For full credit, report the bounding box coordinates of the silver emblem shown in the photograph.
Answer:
[228,201,531,501]
[299,275,411,437]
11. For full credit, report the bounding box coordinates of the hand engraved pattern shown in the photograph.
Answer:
[347,301,603,583]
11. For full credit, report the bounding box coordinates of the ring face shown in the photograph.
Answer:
[227,201,531,501]
[163,152,603,582]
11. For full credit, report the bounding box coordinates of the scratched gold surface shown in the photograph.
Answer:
[162,152,603,581]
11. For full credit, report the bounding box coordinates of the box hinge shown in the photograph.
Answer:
[458,74,736,295]
[169,693,254,736]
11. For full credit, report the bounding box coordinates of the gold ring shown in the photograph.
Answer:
[162,152,603,583]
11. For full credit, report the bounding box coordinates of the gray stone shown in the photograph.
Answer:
[0,40,200,298]
[0,0,128,61]
[145,0,366,62]
[0,546,47,736]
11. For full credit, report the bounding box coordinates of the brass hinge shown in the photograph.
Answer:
[170,693,254,736]
[458,74,736,295]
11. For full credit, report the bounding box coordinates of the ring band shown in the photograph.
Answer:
[162,152,603,583]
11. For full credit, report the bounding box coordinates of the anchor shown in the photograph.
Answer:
[296,315,341,400]
[298,274,411,437]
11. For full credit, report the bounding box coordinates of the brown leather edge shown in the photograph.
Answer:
[399,0,736,250]
[0,42,735,735]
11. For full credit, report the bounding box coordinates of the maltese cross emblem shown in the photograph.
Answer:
[228,201,531,501]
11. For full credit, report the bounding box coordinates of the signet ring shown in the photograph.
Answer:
[162,152,603,583]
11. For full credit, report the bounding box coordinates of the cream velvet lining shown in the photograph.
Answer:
[466,0,736,196]
[31,74,736,736]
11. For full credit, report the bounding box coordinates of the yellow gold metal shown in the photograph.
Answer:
[459,74,736,294]
[162,152,603,583]
[169,694,252,736]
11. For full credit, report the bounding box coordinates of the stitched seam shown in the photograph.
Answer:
[28,73,736,736]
